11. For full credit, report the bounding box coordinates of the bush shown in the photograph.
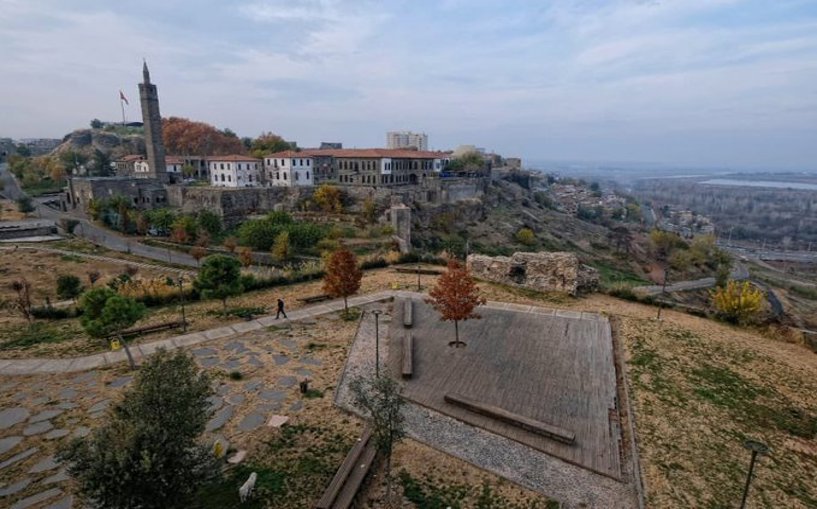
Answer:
[515,228,536,246]
[606,283,638,301]
[711,280,765,324]
[31,306,81,320]
[360,257,388,270]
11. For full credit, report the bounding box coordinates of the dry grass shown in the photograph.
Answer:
[0,199,28,221]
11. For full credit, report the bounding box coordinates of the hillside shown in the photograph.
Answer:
[51,127,145,159]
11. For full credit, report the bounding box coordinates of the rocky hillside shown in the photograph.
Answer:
[51,128,145,159]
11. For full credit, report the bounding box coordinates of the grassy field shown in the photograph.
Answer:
[0,247,815,507]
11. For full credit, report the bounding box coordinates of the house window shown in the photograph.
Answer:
[284,173,287,180]
[306,171,309,179]
[295,172,299,181]
[228,175,231,182]
[307,159,311,166]
[220,174,225,182]
[220,163,224,170]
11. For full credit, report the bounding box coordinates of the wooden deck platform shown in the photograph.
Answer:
[388,298,622,479]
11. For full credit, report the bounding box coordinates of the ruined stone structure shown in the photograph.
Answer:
[138,61,168,183]
[467,251,599,296]
[388,202,412,253]
[64,177,168,211]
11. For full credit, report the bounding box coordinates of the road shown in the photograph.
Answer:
[0,163,198,268]
[720,242,817,263]
[635,262,749,296]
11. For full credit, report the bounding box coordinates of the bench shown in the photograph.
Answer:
[393,267,444,276]
[107,320,186,340]
[402,332,413,379]
[444,393,575,445]
[297,294,331,304]
[315,427,376,509]
[403,299,413,328]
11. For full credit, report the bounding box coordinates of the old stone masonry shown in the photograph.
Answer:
[467,251,600,296]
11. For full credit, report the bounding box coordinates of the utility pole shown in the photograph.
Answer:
[372,310,382,378]
[739,440,769,509]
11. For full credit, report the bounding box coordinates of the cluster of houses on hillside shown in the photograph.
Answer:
[114,148,463,189]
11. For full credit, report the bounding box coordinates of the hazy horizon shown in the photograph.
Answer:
[2,0,816,170]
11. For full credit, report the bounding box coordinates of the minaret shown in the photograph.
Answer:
[138,60,168,183]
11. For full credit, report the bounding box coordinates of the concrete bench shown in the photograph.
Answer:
[444,393,575,445]
[402,332,413,379]
[297,294,331,304]
[315,427,376,509]
[403,299,413,328]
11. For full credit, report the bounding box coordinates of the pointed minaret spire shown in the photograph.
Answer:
[143,59,150,84]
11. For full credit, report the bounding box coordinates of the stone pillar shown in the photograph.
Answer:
[389,203,412,254]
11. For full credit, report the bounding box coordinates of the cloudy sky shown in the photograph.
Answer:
[1,0,816,169]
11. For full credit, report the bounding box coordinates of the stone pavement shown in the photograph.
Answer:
[0,291,393,376]
[0,298,372,509]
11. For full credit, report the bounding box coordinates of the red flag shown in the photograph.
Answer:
[119,90,129,105]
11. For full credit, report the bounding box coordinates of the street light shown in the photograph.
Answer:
[739,439,769,509]
[372,309,382,378]
[416,264,421,292]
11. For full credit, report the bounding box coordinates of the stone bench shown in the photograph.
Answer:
[444,393,575,445]
[315,426,376,509]
[403,299,413,328]
[297,294,331,304]
[402,332,413,379]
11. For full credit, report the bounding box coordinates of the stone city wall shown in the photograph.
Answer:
[467,251,599,296]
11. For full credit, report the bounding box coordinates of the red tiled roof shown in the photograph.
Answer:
[166,156,184,164]
[117,154,144,162]
[207,154,261,162]
[267,148,451,159]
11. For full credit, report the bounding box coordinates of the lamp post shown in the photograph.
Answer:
[372,309,382,378]
[416,264,421,292]
[739,439,769,509]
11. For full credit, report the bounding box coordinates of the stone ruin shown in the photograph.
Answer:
[467,251,599,296]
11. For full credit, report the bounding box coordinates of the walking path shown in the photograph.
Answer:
[0,245,196,276]
[0,292,394,376]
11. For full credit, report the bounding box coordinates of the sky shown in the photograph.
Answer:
[1,0,816,170]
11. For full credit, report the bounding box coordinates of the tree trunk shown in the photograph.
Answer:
[385,449,392,504]
[120,334,136,370]
[222,297,227,314]
[343,295,348,313]
[454,320,460,347]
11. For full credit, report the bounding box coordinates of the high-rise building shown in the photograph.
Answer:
[386,131,428,151]
[138,61,168,183]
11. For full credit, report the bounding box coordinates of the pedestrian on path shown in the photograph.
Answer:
[276,298,287,319]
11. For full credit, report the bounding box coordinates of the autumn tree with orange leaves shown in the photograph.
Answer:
[163,117,245,156]
[426,260,485,348]
[323,248,362,314]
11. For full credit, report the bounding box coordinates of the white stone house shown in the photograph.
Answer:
[209,155,262,188]
[264,151,314,187]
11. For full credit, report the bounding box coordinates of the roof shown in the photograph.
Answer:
[117,154,144,162]
[165,156,184,164]
[207,154,261,162]
[267,148,451,160]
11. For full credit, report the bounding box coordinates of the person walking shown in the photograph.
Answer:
[276,298,287,319]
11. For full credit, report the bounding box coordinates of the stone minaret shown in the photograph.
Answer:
[138,61,168,183]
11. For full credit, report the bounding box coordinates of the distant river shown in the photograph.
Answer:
[701,178,817,191]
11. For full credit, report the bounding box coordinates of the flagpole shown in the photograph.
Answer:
[120,96,126,127]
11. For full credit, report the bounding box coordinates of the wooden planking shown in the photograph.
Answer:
[391,299,623,479]
[315,427,372,509]
[331,444,377,509]
[445,392,575,444]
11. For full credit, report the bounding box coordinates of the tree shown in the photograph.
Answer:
[181,163,196,180]
[190,246,208,266]
[58,349,219,509]
[79,288,145,369]
[250,132,290,159]
[313,184,343,213]
[362,197,378,224]
[16,196,34,214]
[197,210,222,237]
[271,230,290,262]
[515,228,536,246]
[349,373,405,504]
[135,213,149,235]
[91,149,113,177]
[162,117,245,156]
[87,270,101,286]
[236,246,253,267]
[223,236,238,253]
[90,118,103,129]
[193,255,243,312]
[711,280,765,324]
[145,208,176,234]
[56,275,84,302]
[2,279,34,325]
[426,260,486,347]
[323,248,362,313]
